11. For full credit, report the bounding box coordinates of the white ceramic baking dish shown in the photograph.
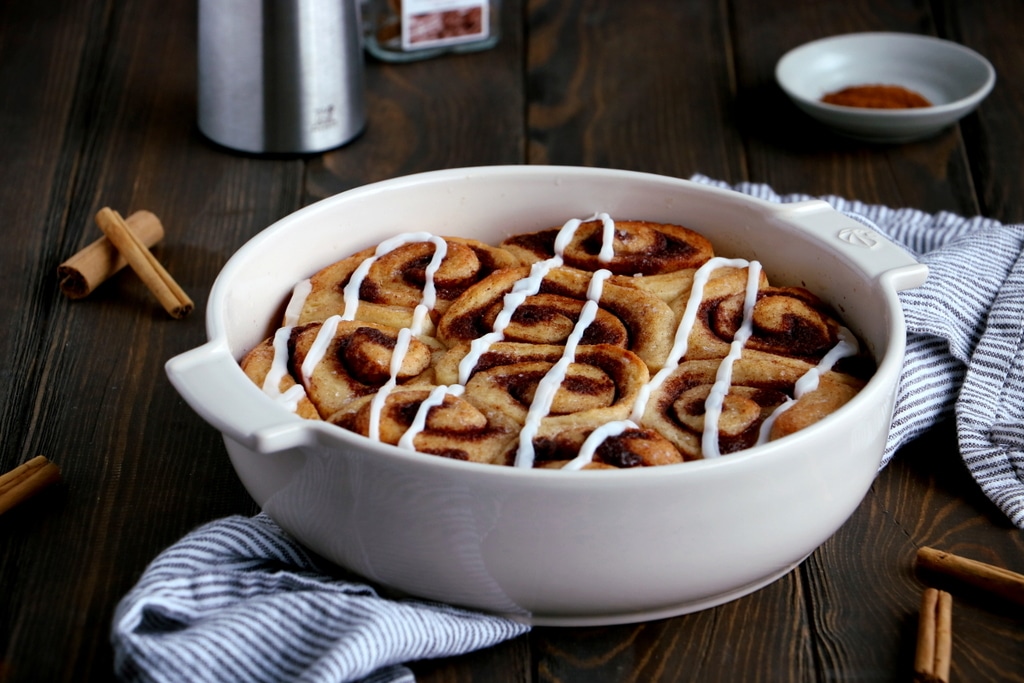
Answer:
[166,166,927,626]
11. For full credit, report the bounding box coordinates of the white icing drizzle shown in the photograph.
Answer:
[410,237,447,336]
[568,257,757,469]
[343,232,447,337]
[283,278,312,327]
[553,216,585,254]
[262,280,315,413]
[596,212,616,263]
[362,213,608,463]
[457,258,562,385]
[278,385,307,411]
[700,261,762,459]
[300,314,342,385]
[263,326,293,395]
[456,214,599,385]
[794,326,859,396]
[356,234,447,442]
[514,269,612,468]
[563,419,639,471]
[342,259,375,321]
[368,327,413,442]
[284,233,447,441]
[629,257,751,423]
[261,325,309,412]
[398,384,466,450]
[755,326,860,445]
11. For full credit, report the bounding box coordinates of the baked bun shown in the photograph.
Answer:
[240,216,872,468]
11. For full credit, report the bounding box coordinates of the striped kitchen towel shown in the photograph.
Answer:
[692,174,1024,528]
[111,513,529,683]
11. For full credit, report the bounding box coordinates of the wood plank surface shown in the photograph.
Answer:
[1,0,1022,681]
[525,0,746,179]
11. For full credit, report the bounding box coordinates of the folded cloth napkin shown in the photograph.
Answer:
[112,514,529,683]
[692,174,1024,528]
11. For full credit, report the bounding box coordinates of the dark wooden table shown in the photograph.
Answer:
[2,0,1023,681]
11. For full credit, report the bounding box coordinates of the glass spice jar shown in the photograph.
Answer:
[363,0,501,62]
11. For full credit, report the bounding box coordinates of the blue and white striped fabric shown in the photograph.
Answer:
[692,174,1024,528]
[111,514,529,683]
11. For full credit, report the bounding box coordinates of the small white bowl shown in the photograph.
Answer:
[776,32,995,143]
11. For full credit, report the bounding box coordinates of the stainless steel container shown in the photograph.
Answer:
[198,0,366,154]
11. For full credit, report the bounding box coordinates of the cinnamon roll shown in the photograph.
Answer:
[640,350,865,459]
[435,341,649,421]
[501,216,714,276]
[240,334,321,420]
[239,214,873,469]
[295,236,521,329]
[682,277,865,368]
[433,342,674,468]
[533,426,684,469]
[329,389,519,465]
[289,319,435,418]
[435,266,677,370]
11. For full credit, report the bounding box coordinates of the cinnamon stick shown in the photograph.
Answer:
[934,590,953,682]
[917,546,1024,609]
[57,210,165,299]
[914,587,952,683]
[94,207,193,318]
[914,588,937,680]
[0,455,62,515]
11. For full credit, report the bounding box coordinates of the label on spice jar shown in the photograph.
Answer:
[401,0,490,51]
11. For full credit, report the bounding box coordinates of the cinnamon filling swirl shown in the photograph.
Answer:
[241,213,873,469]
[502,216,714,275]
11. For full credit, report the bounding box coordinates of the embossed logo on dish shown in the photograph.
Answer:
[837,227,879,248]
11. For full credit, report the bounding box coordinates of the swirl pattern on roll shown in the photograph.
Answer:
[296,236,521,330]
[436,266,677,370]
[640,350,865,459]
[434,342,680,467]
[682,281,867,369]
[501,217,714,276]
[290,319,435,419]
[329,389,519,465]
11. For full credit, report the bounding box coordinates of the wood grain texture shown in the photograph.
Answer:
[525,0,746,179]
[934,0,1024,224]
[2,0,1023,681]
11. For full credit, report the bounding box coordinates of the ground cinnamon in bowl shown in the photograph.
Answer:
[821,84,932,109]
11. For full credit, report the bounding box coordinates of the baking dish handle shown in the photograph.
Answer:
[165,342,317,454]
[781,200,929,292]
